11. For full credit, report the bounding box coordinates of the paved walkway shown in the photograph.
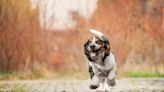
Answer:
[0,78,164,92]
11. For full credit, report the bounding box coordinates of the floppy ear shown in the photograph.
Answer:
[102,36,110,55]
[102,39,110,62]
[84,41,92,61]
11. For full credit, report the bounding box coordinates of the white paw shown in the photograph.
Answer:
[104,83,110,91]
[97,83,110,92]
[97,83,104,91]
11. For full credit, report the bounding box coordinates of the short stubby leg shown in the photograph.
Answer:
[107,67,116,87]
[89,65,94,79]
[89,75,101,89]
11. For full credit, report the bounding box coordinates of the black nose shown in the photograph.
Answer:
[90,45,95,49]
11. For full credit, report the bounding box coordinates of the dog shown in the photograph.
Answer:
[84,29,117,91]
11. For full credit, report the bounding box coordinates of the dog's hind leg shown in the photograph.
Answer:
[106,78,116,87]
[107,67,116,87]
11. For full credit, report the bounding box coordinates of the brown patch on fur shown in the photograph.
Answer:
[99,39,110,54]
[105,43,110,55]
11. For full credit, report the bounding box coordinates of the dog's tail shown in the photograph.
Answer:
[89,29,108,41]
[90,29,103,37]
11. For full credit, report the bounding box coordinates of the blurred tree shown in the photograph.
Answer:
[0,0,41,73]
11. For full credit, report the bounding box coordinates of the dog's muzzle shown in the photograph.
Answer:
[90,49,99,60]
[90,45,96,49]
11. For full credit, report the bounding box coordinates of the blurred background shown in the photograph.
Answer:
[0,0,164,80]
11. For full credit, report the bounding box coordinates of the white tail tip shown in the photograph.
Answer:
[89,29,103,37]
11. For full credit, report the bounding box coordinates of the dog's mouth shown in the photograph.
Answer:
[90,49,99,60]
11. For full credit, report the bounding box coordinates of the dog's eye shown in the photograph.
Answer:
[95,41,101,44]
[88,41,91,44]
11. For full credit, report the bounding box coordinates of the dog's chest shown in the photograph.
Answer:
[94,63,108,70]
[89,59,111,71]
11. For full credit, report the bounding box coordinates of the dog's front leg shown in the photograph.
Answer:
[89,67,102,89]
[89,65,94,79]
[89,74,101,89]
[107,67,117,87]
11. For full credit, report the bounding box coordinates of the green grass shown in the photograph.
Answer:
[0,72,13,80]
[0,69,89,80]
[1,70,164,80]
[11,85,27,92]
[122,71,164,78]
[0,84,27,92]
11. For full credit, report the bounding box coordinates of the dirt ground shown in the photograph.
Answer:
[0,78,164,92]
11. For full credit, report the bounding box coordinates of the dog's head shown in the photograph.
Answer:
[84,36,110,61]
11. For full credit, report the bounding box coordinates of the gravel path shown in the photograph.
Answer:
[0,78,164,92]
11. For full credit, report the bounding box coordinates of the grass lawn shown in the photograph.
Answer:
[0,70,164,80]
[121,71,164,78]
